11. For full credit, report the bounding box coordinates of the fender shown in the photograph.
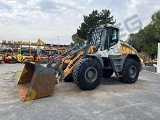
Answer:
[123,54,142,71]
[108,54,141,73]
[86,54,104,67]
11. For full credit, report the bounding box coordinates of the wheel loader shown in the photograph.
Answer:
[16,24,142,101]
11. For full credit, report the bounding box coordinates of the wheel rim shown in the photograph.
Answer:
[129,66,137,78]
[85,67,98,83]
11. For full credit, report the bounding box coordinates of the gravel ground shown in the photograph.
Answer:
[0,63,160,120]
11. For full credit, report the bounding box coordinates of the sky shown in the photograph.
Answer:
[0,0,160,45]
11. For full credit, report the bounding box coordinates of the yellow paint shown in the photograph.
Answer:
[60,46,95,82]
[16,71,22,82]
[16,67,27,82]
[25,89,36,104]
[120,41,137,55]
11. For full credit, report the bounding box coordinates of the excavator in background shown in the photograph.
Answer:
[16,24,142,101]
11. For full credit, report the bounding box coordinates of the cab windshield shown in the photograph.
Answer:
[91,26,119,50]
[18,48,30,56]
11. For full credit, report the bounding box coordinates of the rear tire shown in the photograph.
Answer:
[73,58,102,90]
[103,69,113,78]
[119,59,139,83]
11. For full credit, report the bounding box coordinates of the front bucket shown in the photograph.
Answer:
[17,62,55,101]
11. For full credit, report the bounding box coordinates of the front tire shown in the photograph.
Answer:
[119,59,140,83]
[73,58,102,90]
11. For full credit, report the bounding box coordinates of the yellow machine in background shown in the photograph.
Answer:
[2,39,46,63]
[3,48,17,63]
[16,47,34,63]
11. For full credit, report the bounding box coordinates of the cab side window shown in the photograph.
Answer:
[110,29,119,46]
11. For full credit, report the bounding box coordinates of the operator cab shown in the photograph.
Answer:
[91,25,119,51]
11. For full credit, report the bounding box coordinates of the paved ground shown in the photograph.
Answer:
[0,63,160,120]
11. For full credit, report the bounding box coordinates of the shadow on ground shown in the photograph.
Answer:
[101,76,123,85]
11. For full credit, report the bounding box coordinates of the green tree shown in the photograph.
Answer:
[128,10,160,58]
[71,33,84,46]
[71,9,115,45]
[151,10,160,40]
